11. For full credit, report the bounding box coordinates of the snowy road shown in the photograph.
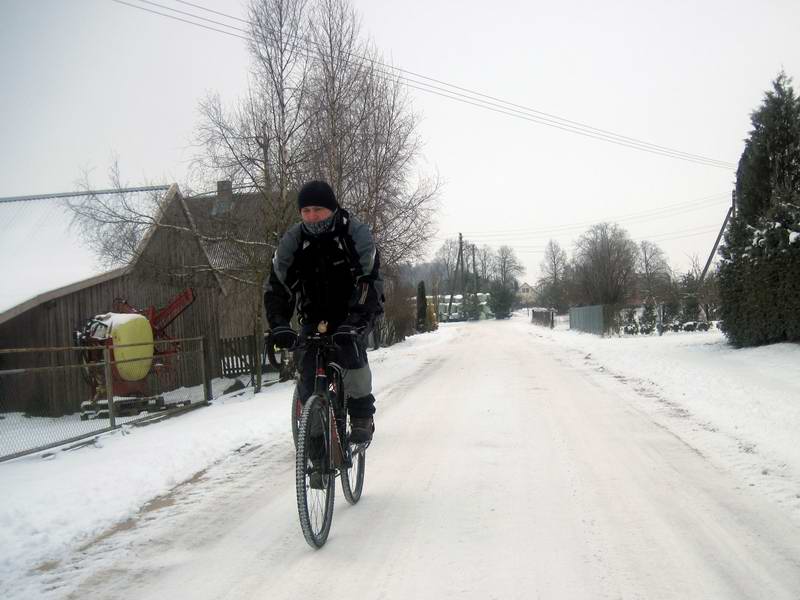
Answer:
[34,320,800,598]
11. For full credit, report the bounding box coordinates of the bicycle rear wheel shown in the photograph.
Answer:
[296,394,335,548]
[341,433,366,505]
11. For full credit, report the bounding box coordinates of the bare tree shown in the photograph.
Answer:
[361,122,440,267]
[540,240,568,285]
[69,161,164,269]
[637,240,671,302]
[494,245,525,288]
[476,245,494,286]
[190,0,319,387]
[304,0,370,199]
[572,222,638,305]
[303,2,439,267]
[194,0,312,231]
[435,238,460,294]
[537,239,568,310]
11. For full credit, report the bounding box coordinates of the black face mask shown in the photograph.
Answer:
[302,211,337,236]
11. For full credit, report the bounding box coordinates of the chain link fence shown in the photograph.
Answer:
[0,337,210,462]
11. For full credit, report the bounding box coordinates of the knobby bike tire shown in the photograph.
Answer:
[291,386,301,448]
[341,436,366,505]
[295,394,335,548]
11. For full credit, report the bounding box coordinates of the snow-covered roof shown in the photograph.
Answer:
[0,197,111,315]
[0,186,176,323]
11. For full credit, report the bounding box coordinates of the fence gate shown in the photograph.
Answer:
[569,305,606,335]
[219,333,283,385]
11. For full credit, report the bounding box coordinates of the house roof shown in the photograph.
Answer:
[0,183,286,327]
[181,189,293,280]
[0,185,179,326]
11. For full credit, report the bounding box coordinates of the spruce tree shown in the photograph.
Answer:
[735,72,800,225]
[718,72,800,346]
[488,283,514,319]
[623,308,639,335]
[641,298,656,334]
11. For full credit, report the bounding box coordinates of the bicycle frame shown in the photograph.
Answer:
[266,328,356,471]
[305,334,350,471]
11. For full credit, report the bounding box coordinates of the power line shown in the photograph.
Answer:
[169,0,736,169]
[459,199,728,241]
[647,224,721,242]
[174,0,249,24]
[435,193,729,241]
[110,0,737,169]
[464,192,728,231]
[508,224,724,254]
[439,219,727,251]
[133,0,247,32]
[110,0,249,40]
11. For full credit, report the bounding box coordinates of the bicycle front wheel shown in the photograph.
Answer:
[291,386,301,448]
[296,394,335,548]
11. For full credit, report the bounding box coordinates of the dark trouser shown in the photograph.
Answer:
[295,328,376,419]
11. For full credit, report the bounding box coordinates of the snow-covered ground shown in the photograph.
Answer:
[0,376,245,458]
[2,315,800,599]
[539,315,800,513]
[1,327,460,598]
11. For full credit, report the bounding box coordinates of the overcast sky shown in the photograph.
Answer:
[2,0,799,282]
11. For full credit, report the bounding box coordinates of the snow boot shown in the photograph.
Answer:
[349,416,374,444]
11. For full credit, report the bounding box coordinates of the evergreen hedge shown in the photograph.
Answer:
[718,212,800,346]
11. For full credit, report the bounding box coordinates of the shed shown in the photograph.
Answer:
[0,185,235,416]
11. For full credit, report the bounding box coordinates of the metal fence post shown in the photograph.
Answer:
[103,345,116,428]
[251,331,261,393]
[201,337,212,404]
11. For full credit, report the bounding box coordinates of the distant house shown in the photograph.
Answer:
[517,281,536,305]
[431,292,492,321]
[0,182,278,416]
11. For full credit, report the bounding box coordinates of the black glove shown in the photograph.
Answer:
[332,317,366,347]
[332,317,367,369]
[271,325,298,349]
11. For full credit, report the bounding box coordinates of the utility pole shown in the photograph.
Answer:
[447,233,463,320]
[459,233,466,299]
[472,244,479,319]
[699,190,736,285]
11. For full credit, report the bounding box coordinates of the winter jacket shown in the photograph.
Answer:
[264,209,384,329]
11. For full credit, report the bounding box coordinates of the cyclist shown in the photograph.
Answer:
[265,180,383,445]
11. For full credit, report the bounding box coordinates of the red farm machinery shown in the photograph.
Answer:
[75,288,196,420]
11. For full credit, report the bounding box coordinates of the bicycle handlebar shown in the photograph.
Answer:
[265,330,345,370]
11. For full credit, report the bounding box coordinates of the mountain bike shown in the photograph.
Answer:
[267,323,367,548]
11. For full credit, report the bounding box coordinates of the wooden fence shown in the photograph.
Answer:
[219,333,281,383]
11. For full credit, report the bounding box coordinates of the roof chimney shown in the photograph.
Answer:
[212,180,233,215]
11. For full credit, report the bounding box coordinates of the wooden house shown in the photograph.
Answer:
[0,183,280,416]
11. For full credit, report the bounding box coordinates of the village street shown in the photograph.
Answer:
[13,317,792,600]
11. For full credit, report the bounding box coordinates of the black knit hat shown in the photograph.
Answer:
[297,180,338,212]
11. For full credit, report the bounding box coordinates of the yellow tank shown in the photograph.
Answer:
[108,313,154,381]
